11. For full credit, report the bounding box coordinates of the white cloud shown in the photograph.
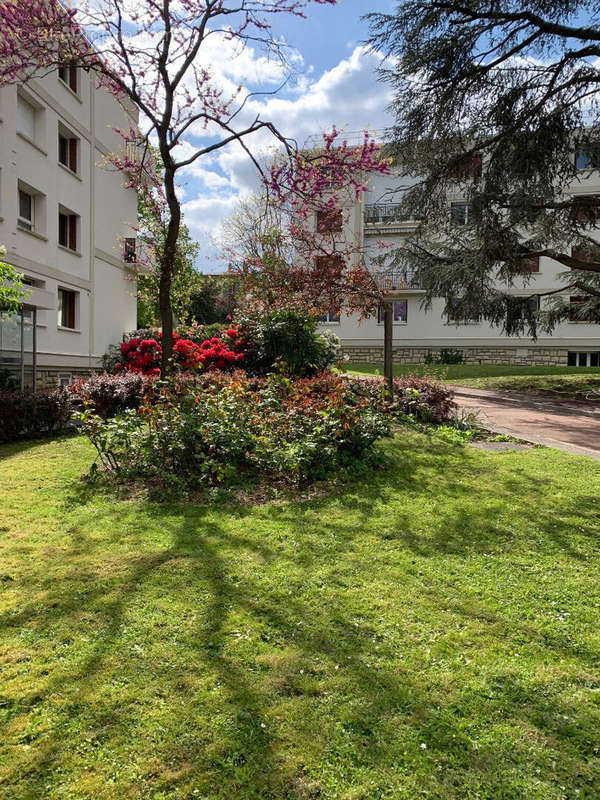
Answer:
[178,46,394,271]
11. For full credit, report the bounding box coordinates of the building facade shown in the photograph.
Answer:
[0,67,138,388]
[318,168,600,367]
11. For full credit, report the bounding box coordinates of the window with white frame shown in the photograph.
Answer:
[58,207,79,251]
[58,64,78,94]
[568,351,599,367]
[18,188,34,231]
[377,300,408,324]
[317,310,341,324]
[58,288,78,329]
[16,93,36,141]
[446,297,480,324]
[17,181,45,235]
[450,202,474,226]
[58,124,79,173]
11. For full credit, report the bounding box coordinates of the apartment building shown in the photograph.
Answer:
[317,164,600,367]
[0,66,138,388]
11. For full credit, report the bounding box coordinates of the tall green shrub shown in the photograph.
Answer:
[238,310,338,377]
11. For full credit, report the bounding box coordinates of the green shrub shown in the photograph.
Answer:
[0,388,73,443]
[237,311,339,377]
[424,348,464,365]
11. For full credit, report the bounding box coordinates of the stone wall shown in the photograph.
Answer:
[1,367,94,391]
[340,345,570,367]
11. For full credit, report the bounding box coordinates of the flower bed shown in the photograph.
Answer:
[78,372,391,491]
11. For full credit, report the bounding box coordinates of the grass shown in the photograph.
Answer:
[1,433,600,799]
[345,363,600,398]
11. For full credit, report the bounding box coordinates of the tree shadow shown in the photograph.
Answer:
[1,435,599,798]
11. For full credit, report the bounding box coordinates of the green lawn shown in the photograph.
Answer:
[345,363,600,398]
[1,434,600,799]
[345,362,600,381]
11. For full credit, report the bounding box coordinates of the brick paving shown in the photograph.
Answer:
[451,386,600,460]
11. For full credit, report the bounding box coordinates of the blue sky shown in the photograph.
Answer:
[178,0,396,271]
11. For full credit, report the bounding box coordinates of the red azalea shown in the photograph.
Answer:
[216,358,226,368]
[226,328,238,339]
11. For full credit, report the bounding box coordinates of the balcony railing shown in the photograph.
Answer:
[364,203,420,225]
[377,269,424,292]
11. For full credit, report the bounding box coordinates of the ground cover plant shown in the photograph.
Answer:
[1,433,599,799]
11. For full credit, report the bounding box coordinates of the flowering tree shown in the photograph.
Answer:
[0,0,336,375]
[235,129,394,317]
[230,129,403,389]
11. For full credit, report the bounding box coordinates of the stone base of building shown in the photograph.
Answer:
[340,345,570,367]
[0,366,95,391]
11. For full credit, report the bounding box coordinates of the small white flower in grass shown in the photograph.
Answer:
[420,742,427,750]
[260,723,266,729]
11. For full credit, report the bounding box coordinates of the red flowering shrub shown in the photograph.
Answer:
[114,328,244,375]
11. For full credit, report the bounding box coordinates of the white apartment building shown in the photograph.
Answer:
[0,66,138,388]
[318,166,600,367]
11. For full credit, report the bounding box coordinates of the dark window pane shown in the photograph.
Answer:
[18,190,32,222]
[58,213,69,247]
[58,135,68,166]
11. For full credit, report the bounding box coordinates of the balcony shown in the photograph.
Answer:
[376,268,424,294]
[364,203,420,228]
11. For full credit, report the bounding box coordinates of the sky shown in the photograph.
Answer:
[176,0,397,272]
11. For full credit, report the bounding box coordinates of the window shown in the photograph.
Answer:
[572,195,600,223]
[58,64,78,93]
[448,153,482,179]
[568,351,600,367]
[16,94,36,140]
[518,254,540,273]
[575,144,600,170]
[447,297,480,324]
[316,209,343,233]
[450,202,474,226]
[58,209,78,251]
[123,237,137,263]
[317,310,341,324]
[57,288,76,329]
[377,300,408,324]
[514,295,540,321]
[569,296,597,323]
[315,254,344,274]
[18,188,33,231]
[58,128,78,173]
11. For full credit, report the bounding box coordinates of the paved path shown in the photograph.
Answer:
[450,386,600,460]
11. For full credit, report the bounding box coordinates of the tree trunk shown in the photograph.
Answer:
[159,163,181,378]
[383,300,393,398]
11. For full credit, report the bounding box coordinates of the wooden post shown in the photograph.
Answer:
[383,300,393,398]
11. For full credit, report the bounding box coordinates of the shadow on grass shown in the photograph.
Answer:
[1,434,599,798]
